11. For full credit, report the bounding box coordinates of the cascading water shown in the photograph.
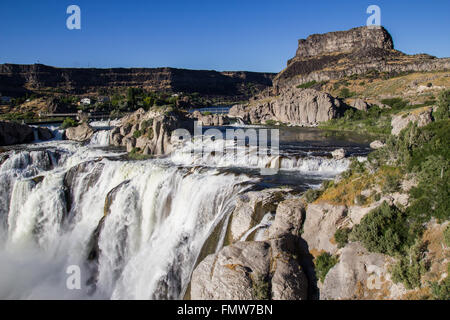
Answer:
[0,141,254,299]
[0,126,368,299]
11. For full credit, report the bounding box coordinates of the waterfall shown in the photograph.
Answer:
[170,138,350,175]
[0,129,356,299]
[89,130,110,147]
[0,144,254,299]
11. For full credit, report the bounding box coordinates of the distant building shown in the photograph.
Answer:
[81,98,91,105]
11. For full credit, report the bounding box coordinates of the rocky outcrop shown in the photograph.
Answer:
[0,64,274,99]
[190,111,230,126]
[228,87,347,126]
[0,121,34,145]
[351,98,370,112]
[273,26,450,91]
[293,26,394,59]
[110,108,194,156]
[65,123,94,142]
[320,242,403,300]
[269,199,305,239]
[391,106,433,135]
[0,121,52,145]
[227,189,285,243]
[302,202,348,255]
[191,189,309,300]
[331,148,346,160]
[369,140,385,150]
[190,237,308,300]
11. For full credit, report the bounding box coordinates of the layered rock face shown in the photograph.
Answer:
[274,26,450,91]
[110,108,194,155]
[0,64,274,99]
[293,26,394,58]
[229,87,346,126]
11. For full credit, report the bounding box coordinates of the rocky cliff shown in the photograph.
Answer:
[0,64,274,99]
[228,87,347,126]
[274,26,450,91]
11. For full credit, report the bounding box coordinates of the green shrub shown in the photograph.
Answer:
[315,252,339,282]
[252,274,270,300]
[297,80,317,89]
[374,193,381,202]
[140,119,153,131]
[132,130,142,138]
[430,274,450,300]
[202,111,212,116]
[355,194,366,205]
[444,225,450,247]
[391,240,429,289]
[61,117,78,129]
[334,228,351,248]
[382,174,401,194]
[304,189,321,203]
[128,147,150,160]
[433,89,450,121]
[380,98,409,110]
[264,119,277,126]
[321,179,334,190]
[339,87,354,99]
[350,202,413,255]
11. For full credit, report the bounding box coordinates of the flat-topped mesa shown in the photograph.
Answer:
[273,25,450,91]
[292,26,393,60]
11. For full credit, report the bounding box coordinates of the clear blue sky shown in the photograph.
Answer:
[0,0,449,72]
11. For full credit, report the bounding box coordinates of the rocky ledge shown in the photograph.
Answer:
[0,121,53,146]
[228,87,347,126]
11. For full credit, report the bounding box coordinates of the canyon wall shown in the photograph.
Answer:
[0,64,275,98]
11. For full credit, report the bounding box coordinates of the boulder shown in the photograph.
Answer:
[351,99,370,112]
[391,106,433,136]
[37,127,54,141]
[320,243,398,300]
[369,140,385,149]
[331,148,346,160]
[0,121,34,146]
[65,123,94,142]
[190,238,308,300]
[268,198,305,239]
[302,202,347,255]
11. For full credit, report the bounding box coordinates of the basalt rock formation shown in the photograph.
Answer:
[228,87,348,126]
[110,108,194,156]
[0,64,275,99]
[0,121,53,145]
[273,26,450,92]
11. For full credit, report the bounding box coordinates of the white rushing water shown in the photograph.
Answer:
[0,141,255,299]
[0,128,354,299]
